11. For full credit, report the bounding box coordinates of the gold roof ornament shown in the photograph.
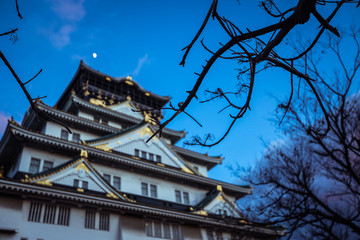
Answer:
[0,166,4,178]
[90,98,107,107]
[217,185,223,192]
[105,77,111,81]
[80,150,88,159]
[126,76,132,80]
[143,112,157,125]
[126,95,132,101]
[94,143,112,152]
[125,80,133,86]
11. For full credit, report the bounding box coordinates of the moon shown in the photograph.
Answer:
[92,52,97,58]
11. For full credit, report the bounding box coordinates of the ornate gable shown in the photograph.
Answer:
[86,124,198,175]
[192,185,244,219]
[22,151,126,200]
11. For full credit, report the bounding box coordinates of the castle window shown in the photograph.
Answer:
[94,116,100,123]
[175,190,189,204]
[73,179,79,188]
[141,182,148,196]
[85,210,96,229]
[72,133,81,143]
[150,184,157,198]
[60,129,68,140]
[28,202,43,222]
[207,229,223,240]
[103,174,121,191]
[82,181,88,190]
[149,153,154,161]
[218,209,228,216]
[135,149,140,157]
[102,119,108,125]
[113,176,121,191]
[29,158,41,174]
[141,151,147,159]
[163,223,171,238]
[154,221,162,237]
[156,155,161,163]
[57,206,70,226]
[175,190,181,203]
[99,212,110,231]
[183,192,190,204]
[43,204,56,224]
[42,160,53,171]
[103,174,111,183]
[145,220,182,240]
[28,202,70,226]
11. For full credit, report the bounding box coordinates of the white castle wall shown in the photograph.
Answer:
[44,121,100,141]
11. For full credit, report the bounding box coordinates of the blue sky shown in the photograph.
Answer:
[0,0,358,184]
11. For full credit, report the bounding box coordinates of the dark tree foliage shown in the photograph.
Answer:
[148,0,360,147]
[239,30,360,239]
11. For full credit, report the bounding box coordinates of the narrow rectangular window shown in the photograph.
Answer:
[156,155,161,163]
[183,192,189,204]
[29,158,41,174]
[42,160,53,171]
[82,181,88,190]
[102,119,108,125]
[141,151,147,159]
[73,179,79,188]
[172,224,181,240]
[207,229,214,240]
[148,153,154,161]
[150,184,157,198]
[85,210,96,229]
[103,174,111,183]
[163,223,171,238]
[60,129,69,140]
[72,133,80,143]
[141,182,148,196]
[57,206,70,226]
[154,221,162,237]
[175,190,181,203]
[43,204,56,224]
[216,231,223,240]
[99,212,110,231]
[113,176,121,191]
[135,149,140,157]
[94,116,100,123]
[28,202,43,222]
[145,220,153,237]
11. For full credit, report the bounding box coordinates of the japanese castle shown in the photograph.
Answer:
[0,61,281,240]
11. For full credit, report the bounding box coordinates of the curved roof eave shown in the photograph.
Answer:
[55,61,171,108]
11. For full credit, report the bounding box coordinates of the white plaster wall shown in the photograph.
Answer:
[96,163,208,205]
[78,111,122,129]
[108,121,122,129]
[16,146,227,208]
[44,121,100,141]
[78,110,93,120]
[191,163,208,177]
[0,196,22,240]
[18,146,71,173]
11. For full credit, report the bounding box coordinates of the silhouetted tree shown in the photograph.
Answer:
[239,29,360,239]
[150,0,360,147]
[0,1,71,132]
